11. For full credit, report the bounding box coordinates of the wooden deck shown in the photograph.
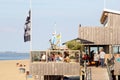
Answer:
[29,50,81,80]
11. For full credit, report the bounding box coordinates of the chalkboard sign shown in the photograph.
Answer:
[114,57,120,75]
[116,58,120,63]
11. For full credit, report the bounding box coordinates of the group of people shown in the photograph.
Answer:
[34,51,80,63]
[48,52,63,62]
[37,52,70,62]
[94,48,106,67]
[82,48,106,67]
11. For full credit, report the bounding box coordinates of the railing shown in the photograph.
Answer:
[81,61,92,80]
[30,50,80,63]
[106,58,114,80]
[30,50,81,80]
[86,68,92,80]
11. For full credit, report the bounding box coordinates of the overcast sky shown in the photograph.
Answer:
[0,0,120,52]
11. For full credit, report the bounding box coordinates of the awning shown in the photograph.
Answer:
[63,37,94,45]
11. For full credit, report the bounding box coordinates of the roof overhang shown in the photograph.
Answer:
[62,38,94,45]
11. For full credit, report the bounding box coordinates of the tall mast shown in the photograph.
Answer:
[30,0,32,50]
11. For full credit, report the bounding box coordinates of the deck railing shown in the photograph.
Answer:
[86,68,92,80]
[106,58,114,80]
[30,50,80,63]
[30,50,81,80]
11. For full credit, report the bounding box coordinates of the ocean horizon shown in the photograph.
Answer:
[0,52,30,60]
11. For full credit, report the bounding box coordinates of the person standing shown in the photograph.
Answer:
[99,48,105,67]
[94,51,100,67]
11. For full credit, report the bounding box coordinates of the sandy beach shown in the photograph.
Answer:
[0,60,33,80]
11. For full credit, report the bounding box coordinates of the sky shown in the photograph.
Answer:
[0,0,120,52]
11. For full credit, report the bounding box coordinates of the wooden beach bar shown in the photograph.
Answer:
[61,9,120,79]
[78,9,120,79]
[78,9,120,58]
[29,9,120,80]
[30,50,81,80]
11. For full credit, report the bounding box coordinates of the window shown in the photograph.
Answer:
[113,45,120,54]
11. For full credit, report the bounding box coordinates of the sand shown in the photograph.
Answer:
[0,60,34,80]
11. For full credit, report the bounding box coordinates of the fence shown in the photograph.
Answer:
[106,58,114,80]
[86,68,92,80]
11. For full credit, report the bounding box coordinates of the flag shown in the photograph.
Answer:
[24,10,31,42]
[56,34,61,39]
[51,32,56,45]
[56,33,61,46]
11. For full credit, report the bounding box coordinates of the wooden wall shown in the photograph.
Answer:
[79,13,120,45]
[30,50,80,80]
[30,62,80,76]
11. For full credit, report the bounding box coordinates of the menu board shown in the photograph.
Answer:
[114,57,120,75]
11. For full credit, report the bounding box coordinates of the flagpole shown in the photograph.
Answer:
[54,22,56,34]
[29,0,32,63]
[60,32,62,47]
[30,0,32,51]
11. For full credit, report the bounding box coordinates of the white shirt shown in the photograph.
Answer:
[94,53,99,61]
[41,54,46,60]
[99,51,105,59]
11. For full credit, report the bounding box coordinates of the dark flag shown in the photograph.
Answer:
[24,10,31,42]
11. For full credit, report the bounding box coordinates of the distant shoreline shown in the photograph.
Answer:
[0,52,29,60]
[0,59,29,61]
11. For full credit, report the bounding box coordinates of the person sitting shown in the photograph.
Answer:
[48,53,55,61]
[55,53,63,62]
[41,53,46,61]
[58,53,63,61]
[64,52,70,62]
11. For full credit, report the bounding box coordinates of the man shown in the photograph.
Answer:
[94,51,100,67]
[99,48,105,67]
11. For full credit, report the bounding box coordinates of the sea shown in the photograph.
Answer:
[0,52,29,60]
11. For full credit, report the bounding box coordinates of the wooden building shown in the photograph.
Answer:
[78,9,120,56]
[30,50,80,80]
[29,9,120,80]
